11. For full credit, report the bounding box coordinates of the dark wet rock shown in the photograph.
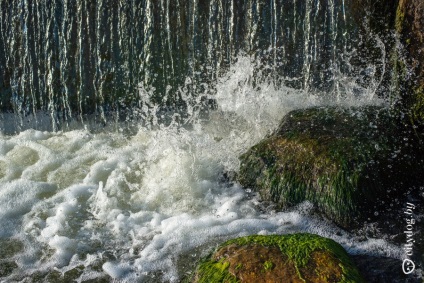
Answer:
[238,106,423,229]
[191,233,364,283]
[396,0,424,125]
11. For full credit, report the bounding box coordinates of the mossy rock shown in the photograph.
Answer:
[191,233,364,283]
[238,106,423,228]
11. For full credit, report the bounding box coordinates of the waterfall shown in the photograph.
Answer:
[1,0,385,131]
[0,2,405,282]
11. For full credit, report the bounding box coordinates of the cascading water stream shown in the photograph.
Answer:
[0,0,385,133]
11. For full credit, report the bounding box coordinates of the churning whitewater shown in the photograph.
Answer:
[0,58,400,282]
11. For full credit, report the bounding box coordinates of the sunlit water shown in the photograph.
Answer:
[0,58,400,282]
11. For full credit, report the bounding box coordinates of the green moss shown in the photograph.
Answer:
[226,234,331,267]
[193,234,364,283]
[194,257,239,283]
[263,260,273,271]
[395,1,405,33]
[412,85,424,123]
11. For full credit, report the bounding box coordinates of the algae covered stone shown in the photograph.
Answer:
[191,233,364,283]
[238,106,422,227]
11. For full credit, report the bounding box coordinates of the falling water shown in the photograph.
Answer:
[0,0,386,132]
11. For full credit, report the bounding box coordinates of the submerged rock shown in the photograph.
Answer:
[238,106,422,228]
[191,233,364,283]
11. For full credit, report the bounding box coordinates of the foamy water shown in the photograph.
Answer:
[0,58,398,282]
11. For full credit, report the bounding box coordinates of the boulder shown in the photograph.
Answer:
[238,106,422,228]
[191,233,364,283]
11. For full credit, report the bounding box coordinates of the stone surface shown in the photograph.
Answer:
[238,106,422,228]
[396,0,424,125]
[191,233,364,283]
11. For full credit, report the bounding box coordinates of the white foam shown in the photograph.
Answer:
[102,261,131,279]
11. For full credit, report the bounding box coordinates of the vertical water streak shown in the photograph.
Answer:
[77,1,84,122]
[245,0,253,53]
[292,0,297,44]
[216,0,224,78]
[329,0,339,97]
[111,1,119,118]
[173,0,184,106]
[207,0,215,81]
[113,1,129,118]
[60,0,74,122]
[143,0,153,89]
[9,0,22,116]
[165,0,175,93]
[228,0,234,62]
[159,0,168,101]
[132,0,144,106]
[271,0,277,84]
[95,0,105,123]
[36,0,46,111]
[302,0,312,91]
[45,0,59,130]
[21,0,29,115]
